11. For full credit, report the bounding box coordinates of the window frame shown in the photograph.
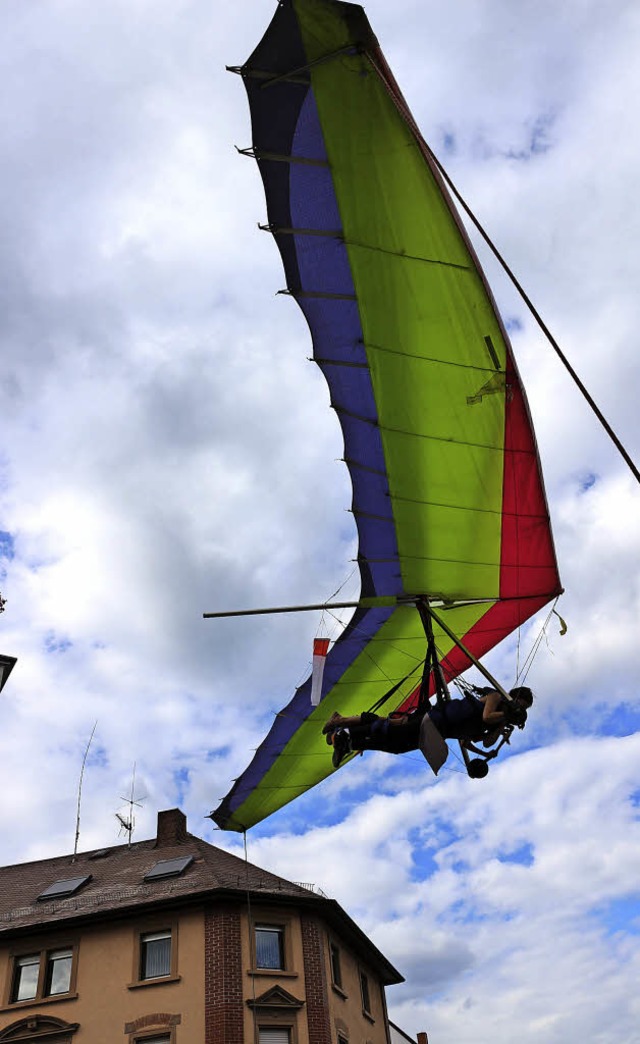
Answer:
[128,919,180,989]
[254,924,286,972]
[2,941,79,1010]
[133,1035,173,1044]
[249,911,297,978]
[328,939,345,995]
[140,929,172,980]
[359,967,373,1019]
[257,1025,296,1044]
[43,947,74,998]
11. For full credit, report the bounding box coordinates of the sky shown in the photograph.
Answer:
[1,0,640,1041]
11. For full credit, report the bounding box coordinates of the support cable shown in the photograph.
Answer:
[423,143,640,485]
[243,831,259,1044]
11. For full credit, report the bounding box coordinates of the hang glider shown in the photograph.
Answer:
[210,0,562,832]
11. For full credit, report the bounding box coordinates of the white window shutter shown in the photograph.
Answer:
[258,1029,291,1044]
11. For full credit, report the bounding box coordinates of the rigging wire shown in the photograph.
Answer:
[322,604,423,682]
[324,565,359,606]
[515,625,522,684]
[315,566,359,644]
[243,830,259,1044]
[514,599,560,686]
[423,143,640,486]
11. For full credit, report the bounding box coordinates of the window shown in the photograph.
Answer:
[12,954,40,1003]
[44,949,73,996]
[8,946,76,1005]
[258,1030,290,1044]
[359,969,371,1015]
[130,922,179,989]
[144,856,193,881]
[140,931,172,980]
[329,941,343,989]
[37,876,91,901]
[255,925,285,970]
[134,1037,171,1044]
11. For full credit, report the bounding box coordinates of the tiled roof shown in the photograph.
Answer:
[0,811,315,934]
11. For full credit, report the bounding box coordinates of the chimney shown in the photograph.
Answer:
[417,1034,429,1044]
[156,808,187,847]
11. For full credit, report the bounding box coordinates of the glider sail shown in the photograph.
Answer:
[212,0,561,831]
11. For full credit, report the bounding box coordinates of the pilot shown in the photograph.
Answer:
[324,687,533,768]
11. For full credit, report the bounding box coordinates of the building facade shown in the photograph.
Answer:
[0,808,419,1044]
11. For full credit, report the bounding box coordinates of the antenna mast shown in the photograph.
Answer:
[73,720,98,861]
[116,763,144,847]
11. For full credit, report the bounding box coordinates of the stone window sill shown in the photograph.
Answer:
[247,969,299,979]
[127,975,181,990]
[0,992,78,1013]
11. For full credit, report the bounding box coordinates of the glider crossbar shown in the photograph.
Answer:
[203,597,397,620]
[202,595,509,620]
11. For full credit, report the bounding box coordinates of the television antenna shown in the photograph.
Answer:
[115,763,145,847]
[72,721,98,861]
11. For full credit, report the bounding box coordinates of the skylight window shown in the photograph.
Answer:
[144,856,194,881]
[37,875,92,901]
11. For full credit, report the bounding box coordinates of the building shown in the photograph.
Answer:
[389,1024,428,1044]
[0,808,424,1044]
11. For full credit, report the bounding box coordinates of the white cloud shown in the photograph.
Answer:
[1,1,640,1041]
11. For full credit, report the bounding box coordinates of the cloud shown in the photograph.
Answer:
[1,2,640,1041]
[238,734,640,1040]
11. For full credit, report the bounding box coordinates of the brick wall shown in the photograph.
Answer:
[301,914,332,1044]
[155,808,187,846]
[204,903,244,1044]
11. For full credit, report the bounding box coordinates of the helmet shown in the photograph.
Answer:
[509,686,534,708]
